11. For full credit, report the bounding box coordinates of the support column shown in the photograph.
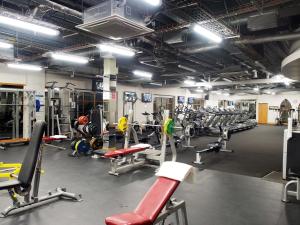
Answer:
[103,58,118,123]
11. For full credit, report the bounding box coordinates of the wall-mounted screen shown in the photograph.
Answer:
[188,97,194,104]
[124,92,137,103]
[142,93,152,103]
[177,96,185,104]
[92,78,103,92]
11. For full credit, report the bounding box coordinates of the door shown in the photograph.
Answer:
[258,103,268,124]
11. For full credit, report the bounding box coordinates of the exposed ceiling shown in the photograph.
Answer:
[0,0,300,95]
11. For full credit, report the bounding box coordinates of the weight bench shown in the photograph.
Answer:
[104,145,150,176]
[0,121,81,217]
[105,161,192,225]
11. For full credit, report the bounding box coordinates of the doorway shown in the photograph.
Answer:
[258,103,268,124]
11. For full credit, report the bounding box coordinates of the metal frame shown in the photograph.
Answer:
[0,143,81,217]
[282,178,300,202]
[154,198,188,225]
[108,110,177,176]
[0,88,36,148]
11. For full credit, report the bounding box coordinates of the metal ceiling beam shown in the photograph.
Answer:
[180,78,299,88]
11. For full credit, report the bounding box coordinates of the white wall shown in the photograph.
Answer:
[208,92,300,124]
[45,72,92,90]
[0,63,45,120]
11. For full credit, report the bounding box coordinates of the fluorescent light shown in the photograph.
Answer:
[193,24,222,43]
[0,41,13,49]
[98,44,135,57]
[272,92,276,95]
[143,0,161,6]
[184,80,196,86]
[178,65,196,73]
[253,87,259,92]
[51,52,89,64]
[196,89,203,93]
[133,70,152,79]
[0,15,59,36]
[7,63,42,71]
[224,93,230,96]
[223,78,232,83]
[149,82,162,86]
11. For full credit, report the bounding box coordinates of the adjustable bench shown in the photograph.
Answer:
[105,161,192,225]
[0,121,81,217]
[104,144,151,176]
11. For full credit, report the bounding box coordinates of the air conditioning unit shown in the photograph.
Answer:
[76,0,153,40]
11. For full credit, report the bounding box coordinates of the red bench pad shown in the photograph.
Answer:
[105,212,151,225]
[104,148,146,158]
[105,177,179,225]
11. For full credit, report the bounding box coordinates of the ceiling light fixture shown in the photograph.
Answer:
[253,87,259,92]
[98,44,135,57]
[149,82,162,86]
[0,41,13,49]
[196,89,204,93]
[7,63,42,71]
[178,65,196,73]
[184,80,196,86]
[223,78,232,83]
[50,52,89,64]
[193,24,223,43]
[133,70,152,79]
[143,0,161,6]
[0,15,59,36]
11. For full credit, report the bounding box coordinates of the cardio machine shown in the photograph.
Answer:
[194,126,233,165]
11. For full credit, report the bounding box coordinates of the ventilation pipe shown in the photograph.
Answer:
[282,30,300,81]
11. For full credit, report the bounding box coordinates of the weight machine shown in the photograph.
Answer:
[106,110,178,176]
[46,82,75,139]
[0,88,36,150]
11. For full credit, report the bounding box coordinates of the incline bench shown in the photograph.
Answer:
[0,121,81,217]
[105,161,192,225]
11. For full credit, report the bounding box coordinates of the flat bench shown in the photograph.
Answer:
[104,147,147,158]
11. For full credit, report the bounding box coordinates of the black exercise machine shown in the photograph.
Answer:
[0,121,81,217]
[194,126,233,165]
[282,132,300,202]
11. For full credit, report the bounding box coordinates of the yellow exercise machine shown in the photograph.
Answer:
[0,162,21,179]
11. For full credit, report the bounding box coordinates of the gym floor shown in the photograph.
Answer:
[0,125,299,225]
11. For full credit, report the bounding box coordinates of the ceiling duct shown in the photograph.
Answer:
[247,11,278,31]
[76,0,153,40]
[282,39,300,81]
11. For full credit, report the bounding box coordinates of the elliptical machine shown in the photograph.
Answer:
[194,126,233,165]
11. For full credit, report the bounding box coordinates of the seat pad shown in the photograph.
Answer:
[105,212,152,225]
[0,179,21,190]
[104,148,146,158]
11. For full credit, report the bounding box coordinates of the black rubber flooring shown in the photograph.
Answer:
[180,125,285,178]
[0,125,299,225]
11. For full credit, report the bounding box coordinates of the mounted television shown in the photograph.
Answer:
[92,78,103,92]
[177,96,185,104]
[142,93,152,103]
[124,91,137,103]
[187,97,194,104]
